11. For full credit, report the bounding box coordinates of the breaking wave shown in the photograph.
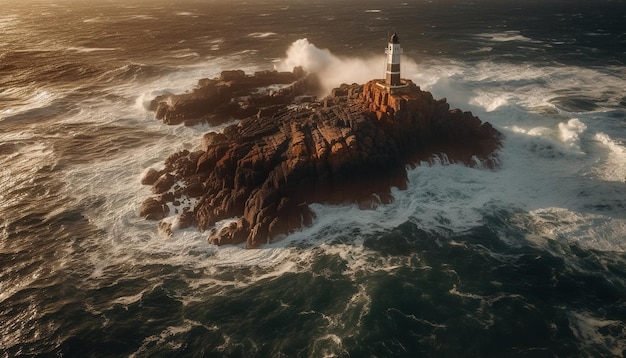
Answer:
[277,38,419,94]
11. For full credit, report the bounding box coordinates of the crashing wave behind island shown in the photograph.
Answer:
[142,62,501,247]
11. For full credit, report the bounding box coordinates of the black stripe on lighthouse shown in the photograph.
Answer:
[386,63,400,73]
[386,63,401,86]
[386,72,401,86]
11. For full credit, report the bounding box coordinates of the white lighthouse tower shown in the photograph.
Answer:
[385,32,402,86]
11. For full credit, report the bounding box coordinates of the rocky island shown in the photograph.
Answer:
[140,34,502,248]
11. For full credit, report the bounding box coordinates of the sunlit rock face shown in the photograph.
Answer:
[142,72,502,248]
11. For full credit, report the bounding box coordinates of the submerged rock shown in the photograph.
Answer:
[143,74,502,247]
[140,198,169,220]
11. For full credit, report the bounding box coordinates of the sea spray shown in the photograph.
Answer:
[276,38,419,94]
[558,118,587,153]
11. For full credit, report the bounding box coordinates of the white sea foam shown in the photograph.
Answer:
[0,88,59,122]
[568,311,626,357]
[558,118,587,153]
[122,15,157,21]
[82,17,102,23]
[126,58,259,113]
[109,289,149,307]
[205,37,224,51]
[0,14,20,30]
[477,31,534,43]
[276,38,419,94]
[66,46,120,53]
[469,90,515,112]
[592,132,626,182]
[417,60,624,115]
[0,6,624,354]
[387,307,447,329]
[406,58,625,251]
[247,32,277,38]
[471,46,493,53]
[132,319,208,357]
[2,41,624,358]
[166,49,200,60]
[175,11,200,17]
[42,41,626,302]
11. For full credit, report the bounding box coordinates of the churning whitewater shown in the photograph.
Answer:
[1,0,625,356]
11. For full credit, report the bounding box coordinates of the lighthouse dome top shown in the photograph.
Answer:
[390,32,399,44]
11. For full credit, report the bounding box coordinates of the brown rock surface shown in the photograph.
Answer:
[141,168,162,185]
[140,198,169,220]
[142,77,502,248]
[149,67,319,126]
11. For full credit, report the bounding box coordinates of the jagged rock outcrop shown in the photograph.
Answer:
[150,67,319,126]
[142,76,501,248]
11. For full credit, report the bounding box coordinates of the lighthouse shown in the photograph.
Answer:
[385,32,402,86]
[376,32,410,94]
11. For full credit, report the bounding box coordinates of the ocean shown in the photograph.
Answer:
[1,0,626,356]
